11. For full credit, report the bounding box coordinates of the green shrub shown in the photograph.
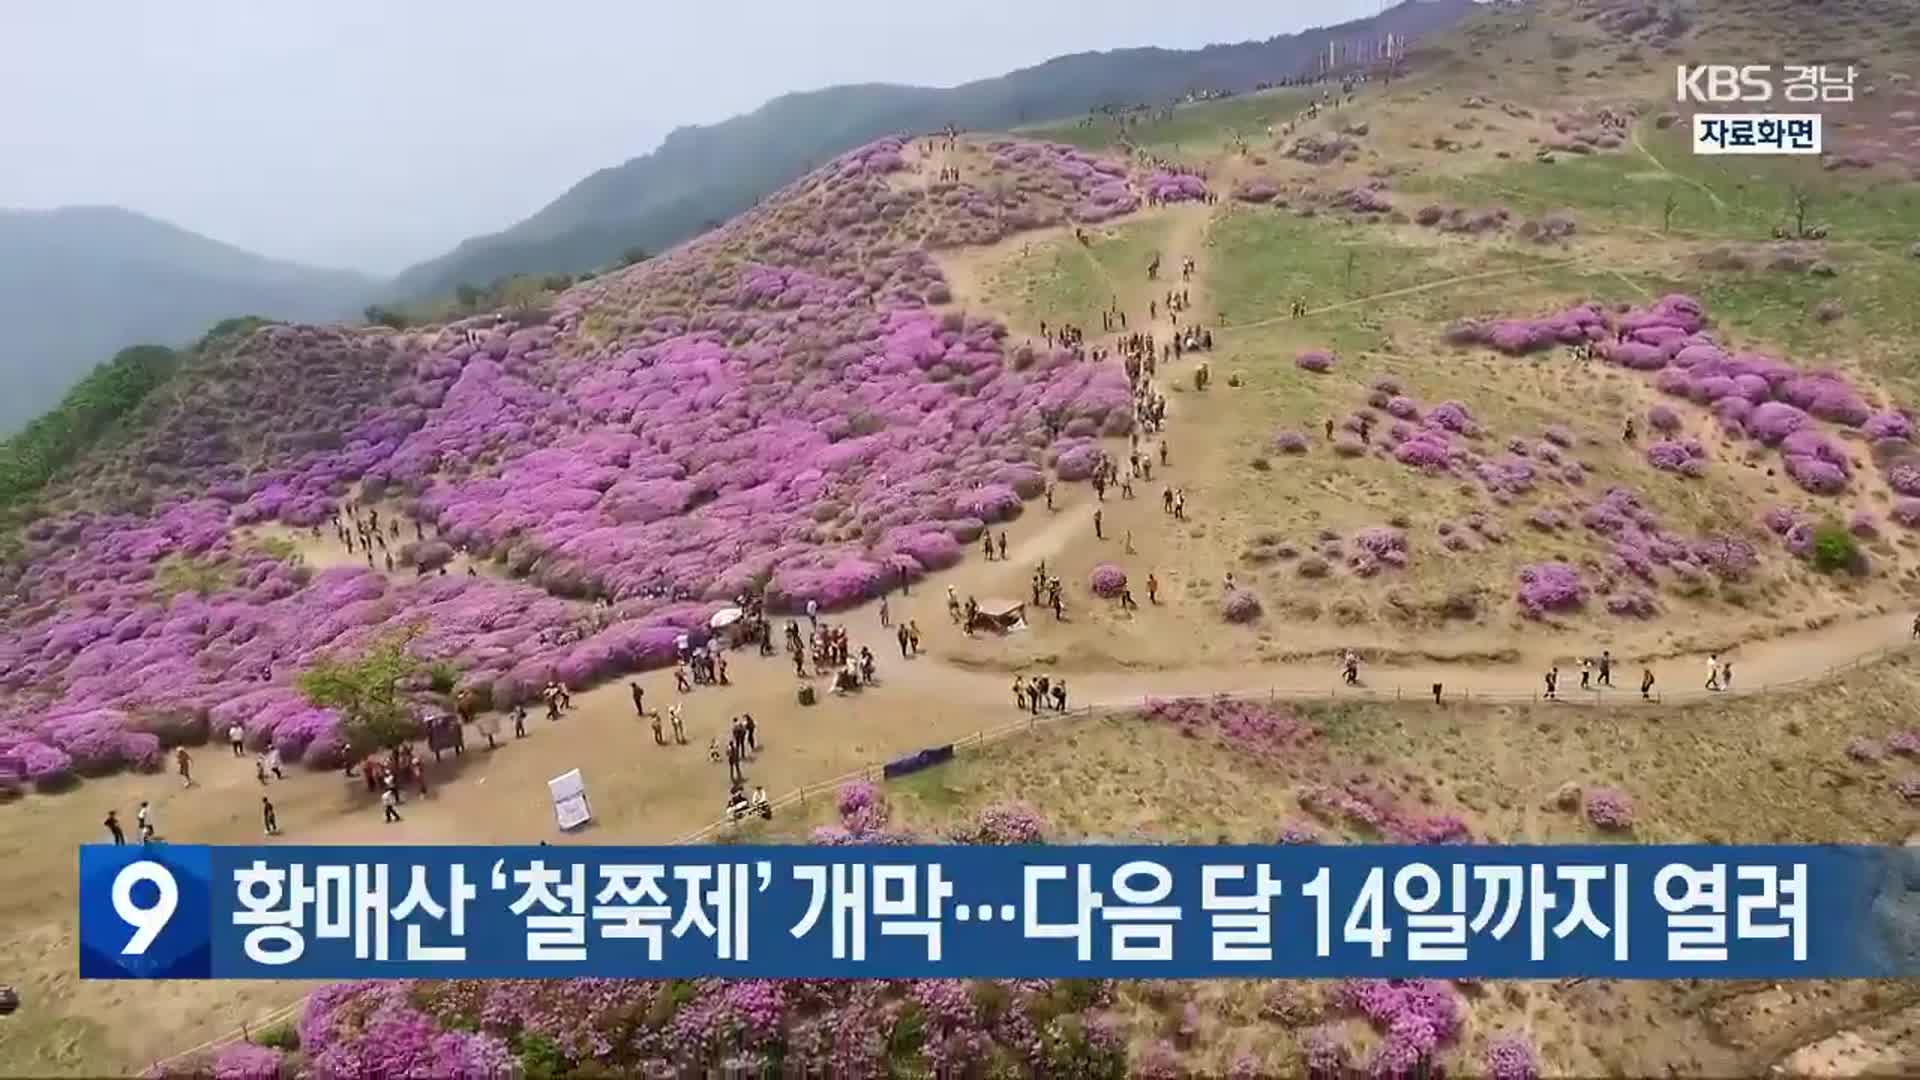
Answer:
[0,344,177,508]
[1809,520,1860,573]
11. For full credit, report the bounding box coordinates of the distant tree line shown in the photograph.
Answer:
[363,248,649,331]
[0,343,180,509]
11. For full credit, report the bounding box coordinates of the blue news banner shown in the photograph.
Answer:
[78,844,1920,981]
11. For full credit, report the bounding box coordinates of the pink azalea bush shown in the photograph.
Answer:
[949,800,1048,844]
[0,135,1160,786]
[1332,979,1463,1076]
[1516,562,1586,617]
[1484,1032,1541,1080]
[1146,171,1209,204]
[1296,349,1335,373]
[1583,785,1635,831]
[1088,563,1127,598]
[1141,696,1317,764]
[1273,430,1309,454]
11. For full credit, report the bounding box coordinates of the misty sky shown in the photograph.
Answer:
[2,0,1389,276]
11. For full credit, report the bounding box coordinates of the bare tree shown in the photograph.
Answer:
[1788,181,1815,239]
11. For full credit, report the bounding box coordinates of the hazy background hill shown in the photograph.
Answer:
[0,0,1476,439]
[388,0,1476,302]
[0,206,377,433]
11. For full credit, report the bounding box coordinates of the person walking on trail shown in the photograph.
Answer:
[1432,682,1444,705]
[137,801,154,843]
[1705,654,1721,691]
[1720,661,1733,690]
[262,796,279,837]
[105,810,125,845]
[631,682,646,718]
[725,740,743,784]
[229,722,245,757]
[806,598,819,628]
[744,714,757,752]
[998,532,1009,560]
[1912,613,1920,639]
[1013,676,1027,710]
[382,786,402,824]
[1342,651,1360,686]
[651,710,666,746]
[1641,667,1656,700]
[1147,572,1160,604]
[512,703,528,739]
[670,703,687,744]
[947,585,961,623]
[1093,508,1104,540]
[879,596,891,628]
[1598,650,1613,688]
[266,747,284,780]
[1580,658,1592,691]
[175,747,194,789]
[897,623,911,658]
[1544,666,1559,701]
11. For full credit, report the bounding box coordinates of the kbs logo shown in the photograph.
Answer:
[1676,65,1857,105]
[1676,65,1773,103]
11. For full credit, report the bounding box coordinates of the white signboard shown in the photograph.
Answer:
[548,768,592,831]
[1691,113,1822,156]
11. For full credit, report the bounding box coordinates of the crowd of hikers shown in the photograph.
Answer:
[99,113,1872,855]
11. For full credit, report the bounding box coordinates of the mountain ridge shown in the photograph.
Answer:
[0,205,381,435]
[389,0,1478,301]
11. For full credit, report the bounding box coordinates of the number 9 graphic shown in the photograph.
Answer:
[112,861,179,955]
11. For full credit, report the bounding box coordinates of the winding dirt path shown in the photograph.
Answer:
[132,159,1920,1077]
[883,609,1916,711]
[1631,125,1729,212]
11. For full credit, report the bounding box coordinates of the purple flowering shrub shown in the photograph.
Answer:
[1583,785,1635,831]
[1296,349,1335,373]
[1516,562,1587,618]
[1273,430,1309,454]
[1484,1032,1541,1080]
[1221,589,1263,623]
[1088,563,1127,598]
[1645,441,1704,476]
[1141,696,1318,765]
[145,1041,288,1080]
[1145,171,1209,204]
[949,801,1047,844]
[0,136,1167,785]
[1331,979,1463,1076]
[1300,780,1471,844]
[1233,177,1281,203]
[1353,527,1409,569]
